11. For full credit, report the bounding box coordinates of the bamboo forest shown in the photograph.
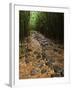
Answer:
[19,11,64,79]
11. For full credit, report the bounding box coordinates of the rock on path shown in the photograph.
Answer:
[19,31,64,79]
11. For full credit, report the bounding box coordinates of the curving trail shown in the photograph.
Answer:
[19,31,64,79]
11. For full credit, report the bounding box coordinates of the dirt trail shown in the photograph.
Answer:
[19,31,64,79]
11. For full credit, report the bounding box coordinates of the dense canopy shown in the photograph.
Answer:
[19,11,64,44]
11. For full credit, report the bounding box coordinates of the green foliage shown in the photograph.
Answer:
[19,11,64,44]
[19,11,30,43]
[30,11,39,30]
[46,12,64,43]
[33,12,64,43]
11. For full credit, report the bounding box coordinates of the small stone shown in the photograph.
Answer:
[41,69,47,74]
[45,61,53,70]
[53,65,63,73]
[46,59,55,64]
[46,62,53,68]
[31,69,39,75]
[35,63,44,68]
[45,59,53,65]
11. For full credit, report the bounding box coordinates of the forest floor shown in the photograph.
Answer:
[19,31,64,79]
